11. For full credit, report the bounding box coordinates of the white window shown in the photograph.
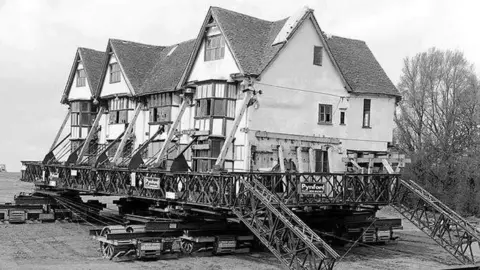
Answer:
[205,35,225,61]
[318,104,332,124]
[76,69,86,87]
[110,63,121,83]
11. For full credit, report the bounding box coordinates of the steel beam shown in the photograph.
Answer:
[113,103,142,166]
[76,107,105,164]
[153,95,192,168]
[214,90,254,170]
[50,109,71,152]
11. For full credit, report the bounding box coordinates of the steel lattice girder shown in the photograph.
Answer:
[232,177,338,270]
[22,163,400,208]
[391,179,480,264]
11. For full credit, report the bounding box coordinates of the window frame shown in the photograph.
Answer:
[109,63,121,84]
[76,69,86,87]
[314,149,329,173]
[108,97,131,125]
[313,46,323,66]
[318,104,333,125]
[148,93,173,124]
[204,35,225,62]
[71,101,95,128]
[194,82,237,119]
[362,99,371,128]
[340,110,346,125]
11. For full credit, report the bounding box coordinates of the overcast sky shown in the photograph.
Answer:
[0,0,479,172]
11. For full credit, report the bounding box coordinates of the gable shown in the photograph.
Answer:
[61,48,105,104]
[68,62,92,101]
[261,17,347,95]
[99,53,132,98]
[187,21,240,82]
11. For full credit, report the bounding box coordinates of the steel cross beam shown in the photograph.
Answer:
[153,95,192,168]
[113,103,142,166]
[214,90,254,170]
[50,109,71,152]
[391,179,480,264]
[76,107,105,164]
[232,177,339,270]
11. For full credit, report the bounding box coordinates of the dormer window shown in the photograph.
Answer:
[76,69,86,87]
[205,35,225,61]
[110,63,121,83]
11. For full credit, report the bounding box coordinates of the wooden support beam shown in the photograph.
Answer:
[278,145,287,189]
[76,107,105,164]
[309,148,315,173]
[382,159,395,174]
[367,159,374,174]
[214,90,253,170]
[296,147,303,173]
[153,96,192,167]
[50,109,71,152]
[278,145,286,173]
[113,103,142,166]
[350,159,364,173]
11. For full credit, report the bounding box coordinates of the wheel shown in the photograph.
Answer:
[181,239,194,254]
[100,227,111,237]
[101,243,115,259]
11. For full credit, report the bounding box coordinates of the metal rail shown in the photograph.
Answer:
[20,162,399,208]
[391,179,480,264]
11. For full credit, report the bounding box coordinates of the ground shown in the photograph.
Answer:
[0,172,462,270]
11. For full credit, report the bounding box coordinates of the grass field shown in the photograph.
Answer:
[0,172,459,269]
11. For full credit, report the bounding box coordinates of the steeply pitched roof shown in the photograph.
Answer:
[326,36,400,97]
[78,48,105,93]
[60,47,106,104]
[180,6,400,98]
[211,7,287,75]
[107,39,166,95]
[139,39,196,95]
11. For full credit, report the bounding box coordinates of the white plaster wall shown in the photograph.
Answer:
[250,18,348,139]
[99,55,131,98]
[133,109,148,149]
[98,113,108,144]
[244,17,397,172]
[187,29,240,81]
[68,62,92,101]
[342,95,396,151]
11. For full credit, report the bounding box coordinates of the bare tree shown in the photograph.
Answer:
[395,48,480,213]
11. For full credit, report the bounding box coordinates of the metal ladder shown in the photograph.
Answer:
[391,179,480,264]
[232,177,339,270]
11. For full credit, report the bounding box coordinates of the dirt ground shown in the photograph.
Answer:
[0,172,463,269]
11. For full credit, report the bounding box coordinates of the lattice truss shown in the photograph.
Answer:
[391,179,480,264]
[21,162,399,208]
[232,177,339,270]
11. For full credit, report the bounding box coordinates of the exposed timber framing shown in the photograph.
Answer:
[153,95,192,167]
[296,147,303,173]
[213,90,254,170]
[50,109,71,152]
[254,130,341,145]
[308,148,315,173]
[76,107,105,164]
[112,103,142,166]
